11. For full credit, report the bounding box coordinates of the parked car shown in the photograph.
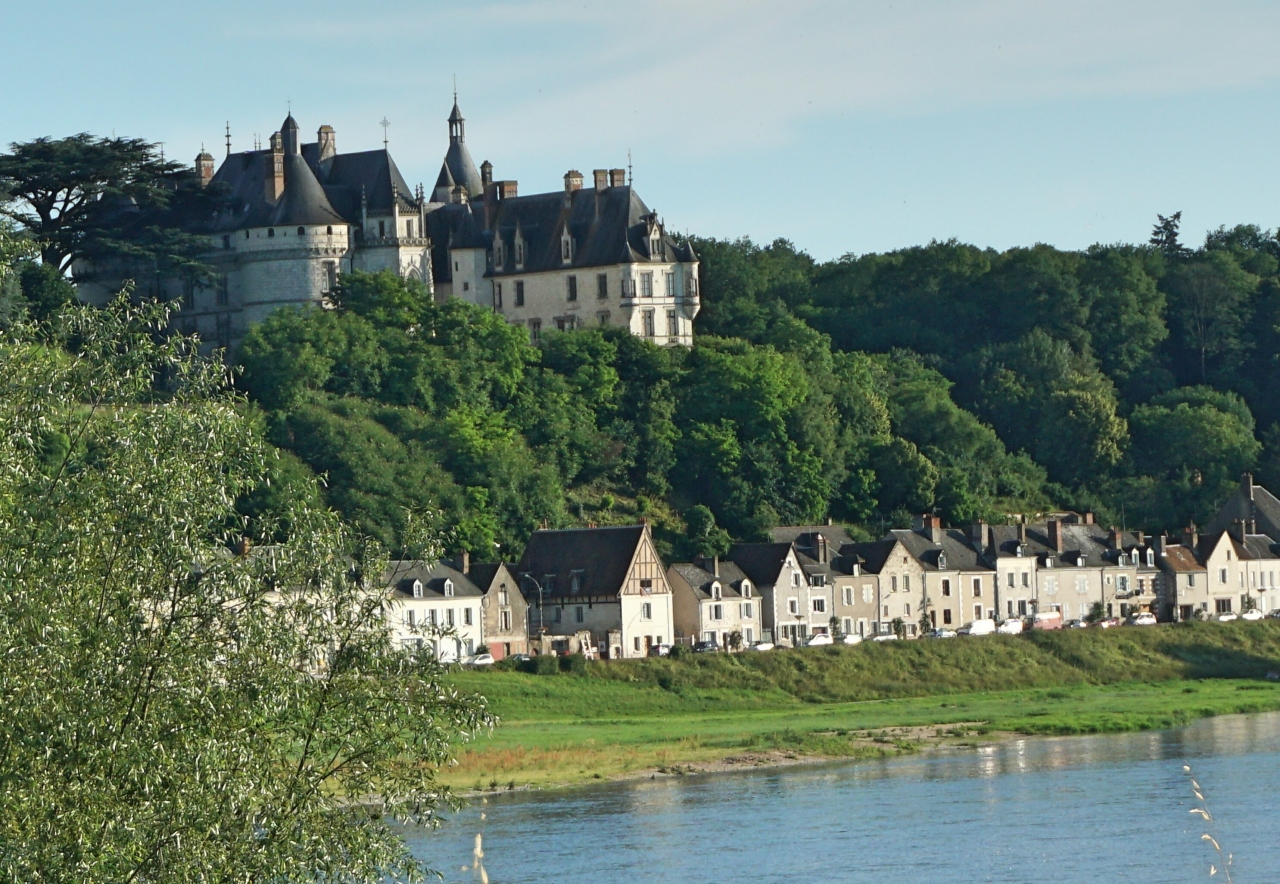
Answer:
[1127,612,1158,626]
[840,633,863,645]
[996,619,1024,635]
[871,633,898,642]
[961,618,997,636]
[463,653,495,667]
[1032,611,1063,630]
[928,628,957,639]
[1241,608,1265,621]
[1216,612,1239,622]
[692,640,720,653]
[1267,609,1280,619]
[508,653,532,663]
[648,644,672,657]
[1066,619,1089,629]
[1094,617,1120,629]
[806,633,834,647]
[748,641,775,652]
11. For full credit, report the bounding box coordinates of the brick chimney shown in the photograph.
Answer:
[971,520,989,552]
[593,169,609,190]
[264,132,285,202]
[1184,521,1198,550]
[609,168,626,187]
[1243,472,1255,502]
[1108,527,1122,550]
[1047,518,1064,553]
[1083,512,1095,526]
[498,180,518,199]
[317,125,337,162]
[454,549,470,575]
[481,160,494,188]
[195,150,215,187]
[916,514,942,544]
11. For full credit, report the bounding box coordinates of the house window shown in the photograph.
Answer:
[1216,598,1233,614]
[597,274,608,299]
[842,617,853,634]
[1076,577,1088,594]
[1017,600,1027,616]
[1045,577,1057,594]
[500,610,511,631]
[741,602,753,619]
[407,609,416,627]
[742,583,752,598]
[575,606,584,623]
[267,228,275,238]
[429,610,438,626]
[597,311,610,326]
[862,586,873,603]
[633,636,641,652]
[378,220,385,238]
[788,598,799,615]
[891,576,898,592]
[1189,574,1196,587]
[444,580,455,598]
[642,309,655,337]
[843,587,853,605]
[744,628,754,643]
[943,609,953,625]
[1022,572,1030,587]
[640,272,654,297]
[1008,573,1015,587]
[464,607,473,626]
[495,283,503,308]
[903,575,910,593]
[642,602,653,620]
[667,309,679,338]
[446,609,455,627]
[1117,575,1128,594]
[712,604,723,621]
[567,275,578,301]
[570,573,581,594]
[515,281,525,307]
[812,597,826,614]
[297,226,305,236]
[516,242,524,266]
[665,271,675,297]
[562,236,572,261]
[553,607,562,623]
[529,319,541,342]
[941,579,951,597]
[711,583,721,600]
[972,578,981,597]
[974,604,983,619]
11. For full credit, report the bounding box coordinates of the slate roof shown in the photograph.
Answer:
[839,539,899,574]
[382,560,484,599]
[1206,478,1280,540]
[728,542,796,588]
[1239,534,1280,560]
[887,528,988,572]
[770,525,858,552]
[310,148,417,217]
[669,560,752,600]
[515,525,646,600]
[1162,544,1205,573]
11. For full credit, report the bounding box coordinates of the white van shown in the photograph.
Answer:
[962,618,996,636]
[996,619,1024,635]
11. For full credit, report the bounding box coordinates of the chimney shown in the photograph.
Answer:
[1083,511,1095,526]
[916,514,942,544]
[1185,521,1199,550]
[971,520,989,552]
[609,168,626,187]
[1155,533,1167,556]
[1017,519,1027,545]
[1047,518,1064,553]
[264,132,285,202]
[1243,472,1255,502]
[593,169,609,190]
[195,150,215,187]
[317,125,336,162]
[450,184,468,205]
[564,170,583,193]
[816,533,830,563]
[1108,527,1122,550]
[498,180,518,199]
[455,549,470,575]
[713,555,720,577]
[1230,518,1246,543]
[481,160,494,188]
[1249,518,1258,535]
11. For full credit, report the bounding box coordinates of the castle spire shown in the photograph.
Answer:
[448,94,465,144]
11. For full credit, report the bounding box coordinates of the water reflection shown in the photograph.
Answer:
[409,712,1280,883]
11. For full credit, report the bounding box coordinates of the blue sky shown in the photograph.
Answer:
[5,0,1280,260]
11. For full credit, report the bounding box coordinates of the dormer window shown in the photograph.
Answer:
[711,582,722,600]
[937,552,947,570]
[1046,556,1055,569]
[1015,544,1024,557]
[411,579,423,599]
[562,233,573,262]
[1146,549,1155,567]
[650,235,661,257]
[742,582,752,598]
[570,573,581,594]
[1131,551,1140,566]
[443,579,455,598]
[1076,556,1085,567]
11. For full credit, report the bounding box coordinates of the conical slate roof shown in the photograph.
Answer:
[443,139,483,198]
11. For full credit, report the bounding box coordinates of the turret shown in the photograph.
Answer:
[195,149,215,187]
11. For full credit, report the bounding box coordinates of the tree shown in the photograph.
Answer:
[0,133,215,278]
[1150,211,1188,257]
[0,297,490,881]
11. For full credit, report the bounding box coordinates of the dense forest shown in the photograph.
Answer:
[201,215,1271,560]
[0,136,1271,559]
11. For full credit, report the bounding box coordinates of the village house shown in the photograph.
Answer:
[842,536,926,636]
[729,541,824,646]
[515,524,673,660]
[773,526,880,639]
[381,560,485,662]
[666,556,762,648]
[464,558,528,660]
[1155,531,1210,621]
[884,516,992,633]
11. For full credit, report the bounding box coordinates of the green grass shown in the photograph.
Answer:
[442,621,1280,790]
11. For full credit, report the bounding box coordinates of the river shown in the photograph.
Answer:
[407,711,1280,882]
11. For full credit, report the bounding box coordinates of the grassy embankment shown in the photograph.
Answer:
[442,621,1280,790]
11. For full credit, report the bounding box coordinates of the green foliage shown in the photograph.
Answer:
[0,297,490,881]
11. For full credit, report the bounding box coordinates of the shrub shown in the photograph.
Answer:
[560,653,588,675]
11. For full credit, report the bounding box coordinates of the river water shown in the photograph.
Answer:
[408,712,1280,882]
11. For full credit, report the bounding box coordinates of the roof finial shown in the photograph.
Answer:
[287,98,292,114]
[453,74,457,104]
[627,149,633,187]
[225,121,231,157]
[380,116,390,149]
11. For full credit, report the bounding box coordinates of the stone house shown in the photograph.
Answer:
[466,559,528,660]
[667,556,762,648]
[844,537,927,637]
[1198,527,1280,618]
[887,516,993,632]
[729,541,821,646]
[771,525,878,639]
[515,524,673,660]
[381,560,485,662]
[1155,534,1210,621]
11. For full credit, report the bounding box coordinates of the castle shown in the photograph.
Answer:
[75,101,700,351]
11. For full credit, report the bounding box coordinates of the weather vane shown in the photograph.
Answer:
[380,117,391,149]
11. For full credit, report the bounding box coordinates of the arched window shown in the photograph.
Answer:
[297,226,305,236]
[711,582,721,600]
[741,582,751,598]
[411,579,423,599]
[444,579,455,598]
[267,228,275,238]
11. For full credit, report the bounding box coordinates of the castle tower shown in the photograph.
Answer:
[435,99,484,202]
[280,113,301,156]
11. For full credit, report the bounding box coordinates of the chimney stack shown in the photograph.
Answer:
[1047,518,1064,553]
[1230,518,1246,543]
[713,554,720,577]
[481,160,494,188]
[971,520,989,552]
[264,132,285,202]
[497,180,518,199]
[1184,521,1199,551]
[1155,533,1167,556]
[609,168,626,187]
[1083,511,1095,526]
[455,549,470,575]
[1243,472,1255,502]
[317,125,337,162]
[564,170,583,193]
[450,184,468,205]
[1108,527,1122,550]
[593,169,609,190]
[195,150,215,188]
[816,533,830,563]
[1017,519,1027,545]
[916,514,942,544]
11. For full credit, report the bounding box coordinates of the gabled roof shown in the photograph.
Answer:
[1162,544,1205,572]
[1207,478,1280,540]
[313,147,417,217]
[887,528,988,572]
[669,560,751,600]
[467,562,518,593]
[382,560,483,599]
[515,525,647,600]
[728,542,796,588]
[839,539,899,574]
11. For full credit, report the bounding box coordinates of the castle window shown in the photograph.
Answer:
[666,309,678,338]
[377,220,384,238]
[297,227,305,236]
[567,275,577,301]
[665,271,675,297]
[217,275,229,306]
[463,282,470,291]
[215,313,231,349]
[327,225,333,235]
[515,281,525,307]
[640,272,654,297]
[267,228,275,238]
[406,219,415,238]
[323,262,337,293]
[562,236,572,261]
[529,319,541,342]
[596,311,610,326]
[597,274,608,299]
[642,309,655,338]
[516,242,524,266]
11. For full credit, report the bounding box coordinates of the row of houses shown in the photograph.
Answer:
[378,474,1280,660]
